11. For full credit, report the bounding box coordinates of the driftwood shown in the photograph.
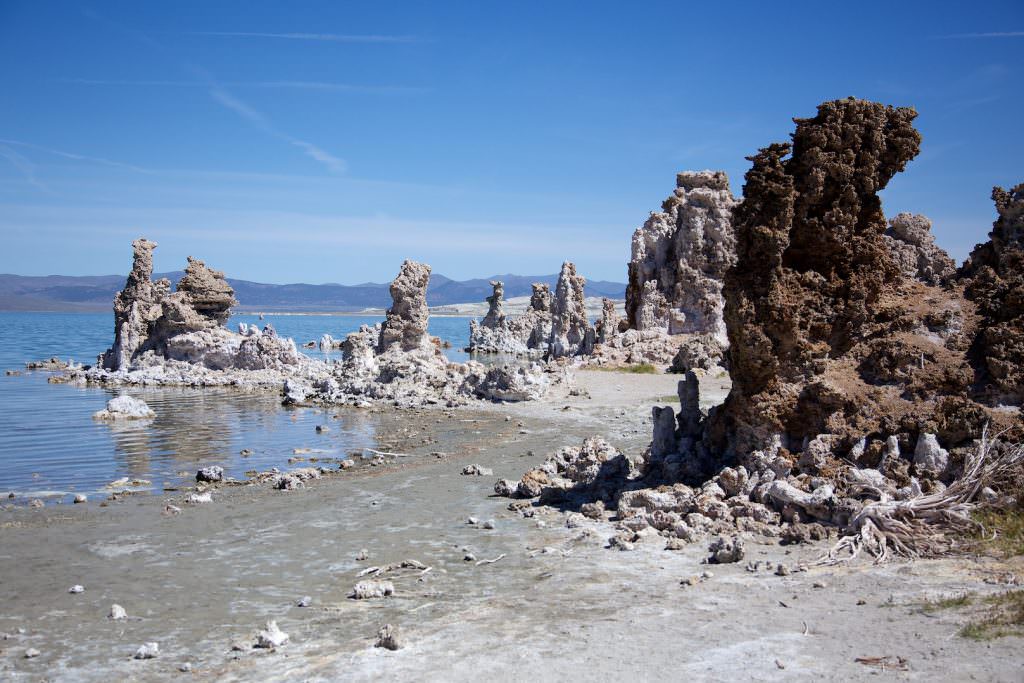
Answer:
[822,428,1023,564]
[358,559,429,577]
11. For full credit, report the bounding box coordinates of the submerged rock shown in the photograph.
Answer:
[133,642,159,660]
[92,396,155,421]
[254,620,289,649]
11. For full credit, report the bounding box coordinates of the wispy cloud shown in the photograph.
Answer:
[0,138,149,173]
[935,31,1024,39]
[59,78,428,94]
[188,31,420,43]
[0,144,50,192]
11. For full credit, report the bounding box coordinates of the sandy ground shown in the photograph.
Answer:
[1,370,1021,681]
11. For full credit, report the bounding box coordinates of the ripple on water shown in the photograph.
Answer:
[0,312,477,503]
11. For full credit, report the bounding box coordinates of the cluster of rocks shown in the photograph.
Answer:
[59,246,560,407]
[467,262,594,360]
[59,239,312,390]
[497,98,1023,552]
[283,260,565,408]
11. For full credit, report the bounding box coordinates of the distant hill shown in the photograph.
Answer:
[0,271,626,313]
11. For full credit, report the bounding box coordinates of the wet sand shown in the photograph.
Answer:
[1,370,1021,681]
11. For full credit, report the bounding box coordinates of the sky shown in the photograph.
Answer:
[0,1,1021,284]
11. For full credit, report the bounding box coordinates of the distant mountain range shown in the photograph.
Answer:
[0,272,627,313]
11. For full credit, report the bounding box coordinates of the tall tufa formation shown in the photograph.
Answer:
[961,183,1024,404]
[378,260,432,352]
[549,261,595,358]
[480,281,505,328]
[707,97,990,458]
[626,171,737,343]
[101,238,170,370]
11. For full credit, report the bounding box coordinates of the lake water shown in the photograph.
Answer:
[0,312,476,504]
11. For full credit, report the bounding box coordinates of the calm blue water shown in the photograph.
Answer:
[0,312,476,504]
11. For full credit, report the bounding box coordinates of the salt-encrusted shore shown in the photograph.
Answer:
[1,369,1021,681]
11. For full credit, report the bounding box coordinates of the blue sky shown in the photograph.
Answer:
[0,1,1021,284]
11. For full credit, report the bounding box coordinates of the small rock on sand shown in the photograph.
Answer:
[296,596,312,607]
[24,648,40,659]
[356,549,369,561]
[196,466,224,483]
[255,620,289,648]
[375,624,403,651]
[68,584,84,594]
[482,519,495,530]
[350,581,394,600]
[109,604,127,620]
[316,425,329,433]
[29,499,44,508]
[707,535,745,564]
[134,642,159,659]
[186,492,212,504]
[461,464,492,476]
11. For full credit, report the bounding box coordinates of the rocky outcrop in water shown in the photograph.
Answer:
[300,262,565,408]
[100,239,169,371]
[468,281,536,356]
[467,268,598,361]
[884,213,956,286]
[378,260,431,353]
[961,183,1024,405]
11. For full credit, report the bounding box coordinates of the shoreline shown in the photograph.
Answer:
[1,370,1021,680]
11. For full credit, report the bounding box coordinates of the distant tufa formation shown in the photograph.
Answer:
[72,249,562,406]
[99,239,300,373]
[498,98,1022,553]
[467,262,593,359]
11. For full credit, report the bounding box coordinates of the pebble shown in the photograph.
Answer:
[134,642,159,659]
[24,648,40,659]
[255,620,289,648]
[179,663,193,672]
[775,564,791,576]
[316,425,329,433]
[68,585,85,594]
[375,623,404,651]
[356,549,369,561]
[812,581,827,589]
[29,499,44,508]
[296,596,312,607]
[196,466,224,483]
[701,571,714,579]
[240,448,253,456]
[467,516,479,525]
[73,494,87,504]
[186,492,212,505]
[350,581,394,600]
[339,459,355,470]
[482,519,495,530]
[109,604,127,620]
[464,553,477,562]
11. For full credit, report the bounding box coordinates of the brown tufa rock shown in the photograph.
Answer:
[378,260,432,352]
[707,97,991,459]
[960,183,1024,405]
